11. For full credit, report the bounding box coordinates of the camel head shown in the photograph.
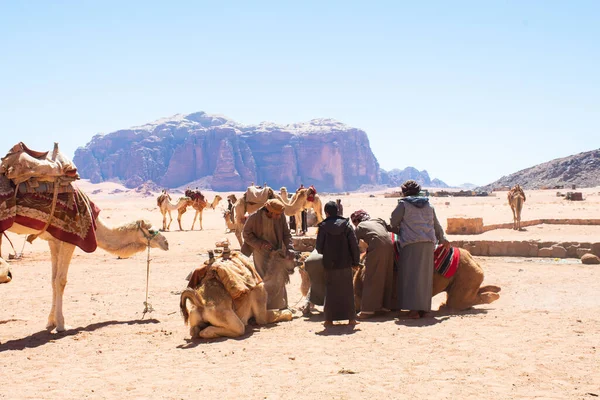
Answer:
[136,220,169,251]
[227,194,237,204]
[211,195,223,209]
[265,249,297,281]
[280,187,288,196]
[0,256,12,284]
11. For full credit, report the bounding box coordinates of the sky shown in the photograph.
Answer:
[1,1,598,187]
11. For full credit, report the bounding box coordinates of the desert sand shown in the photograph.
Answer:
[1,182,599,399]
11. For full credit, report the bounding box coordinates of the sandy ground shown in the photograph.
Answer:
[1,182,599,399]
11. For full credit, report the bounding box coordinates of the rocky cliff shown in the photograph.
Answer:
[379,167,449,188]
[480,148,600,190]
[73,112,380,192]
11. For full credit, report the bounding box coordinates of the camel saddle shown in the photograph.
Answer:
[245,185,271,204]
[0,142,79,186]
[187,252,263,301]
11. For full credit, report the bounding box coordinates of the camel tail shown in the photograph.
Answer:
[179,288,201,325]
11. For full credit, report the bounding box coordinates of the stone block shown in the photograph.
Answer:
[446,218,484,235]
[488,241,509,256]
[507,241,539,257]
[566,245,581,258]
[551,246,567,258]
[581,253,600,265]
[576,248,592,258]
[538,247,553,257]
[591,243,600,257]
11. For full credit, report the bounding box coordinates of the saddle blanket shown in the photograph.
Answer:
[434,245,460,279]
[0,175,100,252]
[245,186,270,204]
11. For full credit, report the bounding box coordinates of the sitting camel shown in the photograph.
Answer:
[0,256,11,283]
[180,249,294,339]
[299,247,500,313]
[507,184,526,230]
[178,195,222,230]
[157,192,192,231]
[278,187,324,234]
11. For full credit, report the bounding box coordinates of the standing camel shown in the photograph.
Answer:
[178,195,222,230]
[157,193,192,231]
[7,217,168,331]
[231,188,276,247]
[507,184,526,230]
[278,187,324,235]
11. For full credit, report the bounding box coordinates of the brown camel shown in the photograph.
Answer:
[178,195,222,231]
[299,247,500,313]
[7,217,168,331]
[507,184,526,230]
[278,187,324,234]
[157,193,192,231]
[180,249,294,339]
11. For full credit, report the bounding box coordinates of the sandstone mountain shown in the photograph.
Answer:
[379,167,449,188]
[73,112,380,192]
[480,148,600,190]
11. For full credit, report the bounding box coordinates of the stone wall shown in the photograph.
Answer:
[447,218,600,234]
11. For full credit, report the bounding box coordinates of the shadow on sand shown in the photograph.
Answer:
[177,320,283,349]
[0,319,160,352]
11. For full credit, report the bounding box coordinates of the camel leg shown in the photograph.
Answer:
[178,208,186,231]
[198,308,245,339]
[46,240,60,330]
[198,210,203,230]
[191,210,198,230]
[167,210,173,231]
[250,286,292,324]
[51,240,76,332]
[478,285,501,293]
[234,224,243,247]
[161,210,167,231]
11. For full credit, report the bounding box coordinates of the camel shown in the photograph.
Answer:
[7,217,168,331]
[508,184,526,230]
[178,195,222,231]
[157,193,192,231]
[180,249,294,339]
[278,187,324,234]
[299,247,500,313]
[231,188,277,246]
[0,256,11,283]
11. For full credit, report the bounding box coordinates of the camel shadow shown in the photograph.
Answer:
[177,320,285,349]
[0,319,160,352]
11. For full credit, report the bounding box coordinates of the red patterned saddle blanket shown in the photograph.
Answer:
[391,233,460,279]
[0,175,100,252]
[434,245,460,279]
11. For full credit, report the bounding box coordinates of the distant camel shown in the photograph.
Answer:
[507,185,526,230]
[157,192,192,231]
[179,195,222,230]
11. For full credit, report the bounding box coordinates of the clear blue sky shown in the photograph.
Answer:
[1,1,598,186]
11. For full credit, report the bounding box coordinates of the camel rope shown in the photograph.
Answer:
[141,225,159,318]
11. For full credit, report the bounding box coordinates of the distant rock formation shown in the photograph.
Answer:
[379,167,449,188]
[73,112,380,192]
[480,148,600,190]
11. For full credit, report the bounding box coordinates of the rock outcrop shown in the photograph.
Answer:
[480,148,600,190]
[73,112,380,192]
[379,167,449,188]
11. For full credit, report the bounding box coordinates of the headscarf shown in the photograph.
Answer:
[401,180,421,196]
[350,210,370,225]
[264,199,285,214]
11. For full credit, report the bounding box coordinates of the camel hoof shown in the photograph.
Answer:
[198,327,220,339]
[46,322,57,331]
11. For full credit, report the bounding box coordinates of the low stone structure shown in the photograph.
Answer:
[448,218,600,234]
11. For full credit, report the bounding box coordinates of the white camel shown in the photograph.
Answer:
[8,217,168,331]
